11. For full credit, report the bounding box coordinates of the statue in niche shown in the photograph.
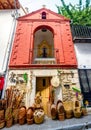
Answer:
[42,47,47,58]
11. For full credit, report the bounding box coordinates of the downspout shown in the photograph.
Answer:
[1,1,19,98]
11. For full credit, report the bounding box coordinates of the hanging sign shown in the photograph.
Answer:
[51,76,60,87]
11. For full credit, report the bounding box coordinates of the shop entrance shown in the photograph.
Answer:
[36,77,51,114]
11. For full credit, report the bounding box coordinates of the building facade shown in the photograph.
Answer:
[0,0,27,98]
[72,25,91,106]
[6,7,80,114]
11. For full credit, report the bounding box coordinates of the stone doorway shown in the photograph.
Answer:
[36,77,51,114]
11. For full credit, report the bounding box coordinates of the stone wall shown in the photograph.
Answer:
[6,69,81,107]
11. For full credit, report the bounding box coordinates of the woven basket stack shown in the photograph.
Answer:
[33,94,45,124]
[73,100,82,118]
[19,106,26,125]
[56,100,65,121]
[26,107,34,125]
[51,104,57,120]
[34,109,44,124]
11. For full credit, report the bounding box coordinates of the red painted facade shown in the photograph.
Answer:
[9,8,77,69]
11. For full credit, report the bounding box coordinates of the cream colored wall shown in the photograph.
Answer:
[6,69,80,108]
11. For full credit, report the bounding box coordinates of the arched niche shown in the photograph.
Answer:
[33,26,54,59]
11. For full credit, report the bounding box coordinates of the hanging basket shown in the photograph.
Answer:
[51,76,60,88]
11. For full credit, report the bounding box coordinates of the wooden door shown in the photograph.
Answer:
[36,77,50,114]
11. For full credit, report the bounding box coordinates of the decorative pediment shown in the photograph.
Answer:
[18,8,69,21]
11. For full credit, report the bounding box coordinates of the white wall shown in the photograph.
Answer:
[0,9,26,73]
[75,43,91,69]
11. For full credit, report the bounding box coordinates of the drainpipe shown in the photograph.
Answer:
[1,5,19,98]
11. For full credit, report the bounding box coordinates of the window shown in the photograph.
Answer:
[42,12,46,19]
[64,84,70,89]
[79,70,90,92]
[43,78,46,86]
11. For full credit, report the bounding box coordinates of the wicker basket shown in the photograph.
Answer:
[57,103,65,114]
[27,118,33,125]
[19,106,26,118]
[82,108,88,116]
[65,109,73,119]
[19,117,26,125]
[0,109,4,120]
[0,120,5,129]
[13,108,19,124]
[73,100,81,110]
[27,107,33,119]
[6,118,13,128]
[34,109,44,124]
[51,104,57,120]
[73,109,82,118]
[58,113,65,121]
[34,115,44,124]
[19,106,26,125]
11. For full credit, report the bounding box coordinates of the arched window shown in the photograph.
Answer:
[42,12,46,19]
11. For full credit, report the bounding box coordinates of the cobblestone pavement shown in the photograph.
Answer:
[2,115,91,130]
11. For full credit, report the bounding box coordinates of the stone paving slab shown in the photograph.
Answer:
[2,115,91,130]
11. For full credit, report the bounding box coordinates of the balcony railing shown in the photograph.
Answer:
[34,58,56,64]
